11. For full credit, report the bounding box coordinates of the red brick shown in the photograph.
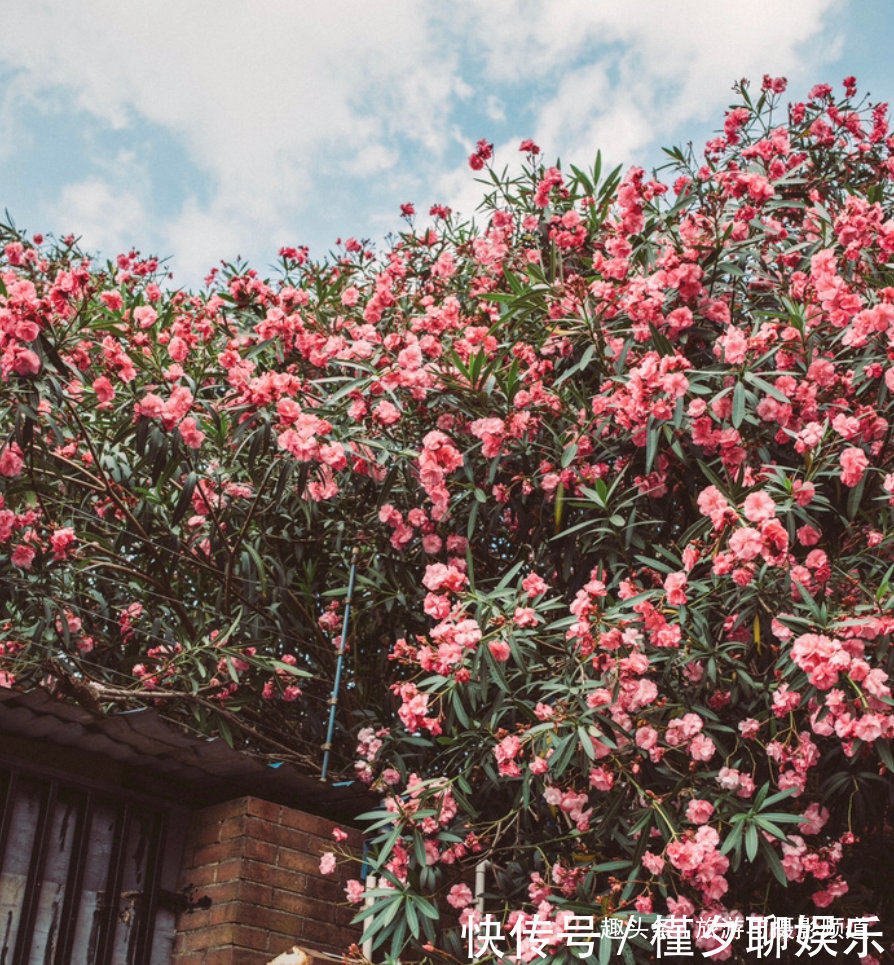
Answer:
[179,862,218,889]
[332,902,362,929]
[191,840,245,867]
[276,847,322,876]
[242,814,279,838]
[188,817,223,848]
[170,951,206,965]
[218,815,247,841]
[240,859,305,893]
[274,879,345,911]
[234,904,301,936]
[282,892,343,926]
[230,924,270,951]
[299,914,359,951]
[264,937,299,959]
[175,799,365,962]
[215,858,244,884]
[290,875,344,905]
[176,924,240,953]
[270,826,315,852]
[241,835,278,863]
[236,878,274,907]
[190,800,247,829]
[278,807,335,834]
[203,949,267,965]
[245,797,282,821]
[176,901,243,934]
[175,909,214,935]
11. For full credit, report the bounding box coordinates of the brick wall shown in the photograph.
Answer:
[171,796,365,965]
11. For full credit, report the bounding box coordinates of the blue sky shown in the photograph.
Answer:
[4,1,893,289]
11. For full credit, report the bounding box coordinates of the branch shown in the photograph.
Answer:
[85,680,322,773]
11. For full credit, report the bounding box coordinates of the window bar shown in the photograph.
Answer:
[54,790,94,965]
[94,801,131,965]
[12,779,58,965]
[130,811,166,965]
[0,769,19,859]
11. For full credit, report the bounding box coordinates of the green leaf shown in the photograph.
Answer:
[876,739,894,772]
[745,822,759,861]
[578,725,595,760]
[721,822,744,856]
[561,442,578,468]
[554,482,565,533]
[847,472,867,520]
[731,381,746,428]
[645,420,659,474]
[743,371,790,404]
[760,838,789,888]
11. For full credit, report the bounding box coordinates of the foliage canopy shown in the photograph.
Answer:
[3,76,894,962]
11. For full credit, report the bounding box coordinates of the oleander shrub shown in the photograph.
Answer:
[3,75,894,963]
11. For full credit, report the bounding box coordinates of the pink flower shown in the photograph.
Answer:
[522,572,548,597]
[422,563,468,594]
[179,417,205,449]
[666,837,702,873]
[772,683,801,716]
[51,527,76,561]
[373,400,401,425]
[795,422,824,453]
[729,526,763,561]
[93,376,115,405]
[792,480,816,506]
[666,713,703,746]
[345,879,365,903]
[0,444,23,478]
[529,756,549,774]
[797,524,821,546]
[488,640,511,661]
[689,733,716,761]
[133,305,157,329]
[738,718,760,739]
[319,852,336,875]
[513,607,538,627]
[494,734,521,776]
[743,491,776,522]
[798,803,829,835]
[588,766,614,791]
[697,486,731,530]
[11,544,36,569]
[664,571,688,605]
[136,392,165,420]
[447,883,473,909]
[840,446,868,487]
[686,799,715,824]
[719,328,747,363]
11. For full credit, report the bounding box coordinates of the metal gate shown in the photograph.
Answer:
[0,766,173,965]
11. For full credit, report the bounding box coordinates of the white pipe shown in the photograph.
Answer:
[474,860,489,913]
[362,874,377,960]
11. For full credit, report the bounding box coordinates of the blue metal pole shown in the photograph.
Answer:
[321,546,360,782]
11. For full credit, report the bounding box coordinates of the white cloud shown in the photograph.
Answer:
[55,176,150,256]
[1,0,846,284]
[3,1,466,279]
[447,0,841,163]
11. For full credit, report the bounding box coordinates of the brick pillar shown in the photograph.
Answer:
[172,797,364,965]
